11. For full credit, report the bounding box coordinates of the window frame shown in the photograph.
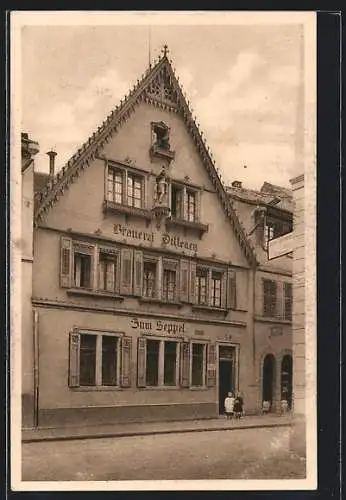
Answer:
[98,248,120,294]
[142,256,159,299]
[263,278,278,317]
[195,266,209,305]
[211,270,223,308]
[107,162,146,209]
[283,282,292,320]
[162,259,179,303]
[77,331,122,389]
[143,336,181,388]
[72,242,94,290]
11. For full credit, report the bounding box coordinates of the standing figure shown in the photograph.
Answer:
[234,392,244,419]
[155,166,169,205]
[224,392,235,420]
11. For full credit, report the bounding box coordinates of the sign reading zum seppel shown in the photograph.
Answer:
[114,223,198,253]
[130,317,186,335]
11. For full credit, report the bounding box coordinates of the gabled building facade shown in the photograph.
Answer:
[227,181,293,413]
[30,50,262,427]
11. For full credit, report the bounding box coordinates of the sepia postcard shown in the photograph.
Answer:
[10,10,317,491]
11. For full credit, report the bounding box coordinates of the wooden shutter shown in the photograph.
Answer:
[180,259,189,303]
[221,271,227,309]
[189,260,197,304]
[60,236,72,288]
[195,190,201,222]
[207,343,216,387]
[120,336,132,387]
[133,250,143,296]
[180,342,190,387]
[183,187,188,220]
[227,269,237,309]
[236,270,248,311]
[120,248,133,295]
[276,280,283,319]
[137,337,147,387]
[68,332,80,387]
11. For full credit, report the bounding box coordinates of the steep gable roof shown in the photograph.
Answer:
[34,48,258,266]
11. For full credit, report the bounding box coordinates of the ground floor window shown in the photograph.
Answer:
[191,343,206,386]
[69,331,132,388]
[145,338,179,387]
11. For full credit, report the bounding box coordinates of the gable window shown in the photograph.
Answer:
[171,184,183,218]
[196,267,208,305]
[211,271,222,308]
[143,261,157,298]
[127,173,143,208]
[107,168,123,204]
[74,253,91,288]
[284,282,292,320]
[98,252,117,293]
[187,190,197,222]
[263,279,277,317]
[191,343,206,387]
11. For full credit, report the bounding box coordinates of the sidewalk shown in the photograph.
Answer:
[22,414,292,443]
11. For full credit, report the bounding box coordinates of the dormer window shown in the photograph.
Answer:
[150,121,175,161]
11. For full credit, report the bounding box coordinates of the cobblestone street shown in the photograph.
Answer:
[22,426,306,481]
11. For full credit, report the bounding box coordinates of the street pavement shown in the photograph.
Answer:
[22,426,306,481]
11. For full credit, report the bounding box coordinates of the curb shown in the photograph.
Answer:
[22,421,291,444]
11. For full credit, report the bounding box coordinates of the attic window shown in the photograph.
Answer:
[150,122,175,161]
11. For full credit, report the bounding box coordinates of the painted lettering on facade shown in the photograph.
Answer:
[130,317,186,335]
[114,223,198,253]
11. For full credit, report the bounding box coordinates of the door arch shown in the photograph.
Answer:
[262,354,276,408]
[281,354,293,408]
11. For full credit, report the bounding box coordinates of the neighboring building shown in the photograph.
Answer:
[21,132,39,427]
[31,49,261,427]
[227,180,293,413]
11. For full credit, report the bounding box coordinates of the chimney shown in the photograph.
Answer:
[231,180,242,189]
[47,150,57,178]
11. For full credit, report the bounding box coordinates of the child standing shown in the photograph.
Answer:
[234,392,244,419]
[224,392,235,420]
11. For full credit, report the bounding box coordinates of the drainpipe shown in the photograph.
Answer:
[33,309,39,428]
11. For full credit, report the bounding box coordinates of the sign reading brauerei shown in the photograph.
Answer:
[114,223,198,253]
[130,317,186,335]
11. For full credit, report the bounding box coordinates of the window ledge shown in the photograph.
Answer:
[139,297,183,308]
[192,304,227,314]
[255,315,292,324]
[103,200,152,221]
[66,288,124,301]
[150,144,175,161]
[166,217,209,237]
[138,386,181,390]
[69,386,123,392]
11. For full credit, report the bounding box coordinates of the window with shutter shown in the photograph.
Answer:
[207,343,216,387]
[101,335,118,386]
[180,342,190,387]
[284,282,292,320]
[68,333,80,387]
[133,250,143,296]
[120,336,132,387]
[98,253,117,292]
[180,259,189,303]
[191,343,206,387]
[60,237,72,288]
[263,279,277,317]
[137,337,147,387]
[189,261,197,304]
[227,269,237,309]
[120,248,133,295]
[211,271,222,308]
[221,272,227,309]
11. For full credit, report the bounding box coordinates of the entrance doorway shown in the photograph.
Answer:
[262,354,276,409]
[281,354,293,408]
[218,345,236,414]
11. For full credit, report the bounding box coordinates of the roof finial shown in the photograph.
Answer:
[162,44,169,57]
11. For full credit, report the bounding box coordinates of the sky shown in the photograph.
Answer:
[20,13,314,190]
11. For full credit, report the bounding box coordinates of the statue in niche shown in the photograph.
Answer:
[152,122,170,150]
[154,166,169,205]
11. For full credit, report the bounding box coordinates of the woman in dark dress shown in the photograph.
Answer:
[234,392,244,419]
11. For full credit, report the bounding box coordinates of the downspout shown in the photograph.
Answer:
[33,309,39,428]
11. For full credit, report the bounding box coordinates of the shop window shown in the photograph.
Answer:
[283,282,292,320]
[69,332,132,388]
[263,279,277,317]
[171,184,183,218]
[162,267,177,302]
[98,253,118,293]
[164,341,177,386]
[211,271,222,308]
[191,343,206,387]
[146,339,160,386]
[196,267,208,305]
[143,261,157,298]
[186,190,197,222]
[74,253,91,288]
